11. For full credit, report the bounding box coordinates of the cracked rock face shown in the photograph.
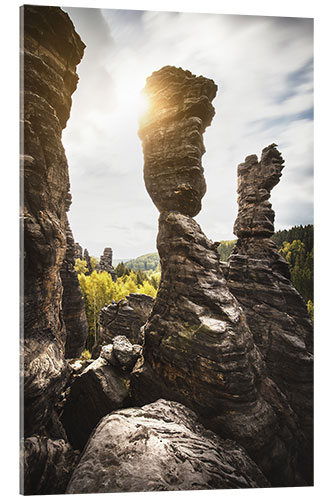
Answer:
[138,66,217,217]
[226,145,313,483]
[66,399,270,493]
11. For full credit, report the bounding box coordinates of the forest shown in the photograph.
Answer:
[75,224,313,351]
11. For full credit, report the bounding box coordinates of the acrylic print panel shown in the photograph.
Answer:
[21,0,313,495]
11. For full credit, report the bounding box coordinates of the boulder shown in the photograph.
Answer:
[61,354,131,451]
[66,399,270,493]
[138,66,217,217]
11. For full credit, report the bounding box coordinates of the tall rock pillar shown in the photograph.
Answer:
[225,144,313,483]
[136,66,303,486]
[22,5,85,437]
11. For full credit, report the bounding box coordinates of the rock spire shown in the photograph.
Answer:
[136,66,304,486]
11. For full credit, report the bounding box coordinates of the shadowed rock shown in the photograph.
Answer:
[22,5,85,438]
[23,436,79,495]
[94,293,154,355]
[225,144,313,483]
[61,335,141,451]
[66,399,270,493]
[233,144,285,237]
[60,214,88,358]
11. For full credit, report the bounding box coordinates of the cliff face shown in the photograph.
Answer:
[22,5,85,437]
[225,145,313,482]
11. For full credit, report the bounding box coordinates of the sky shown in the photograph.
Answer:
[62,6,313,260]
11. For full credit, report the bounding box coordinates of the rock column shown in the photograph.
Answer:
[136,66,302,486]
[225,145,313,483]
[22,5,85,494]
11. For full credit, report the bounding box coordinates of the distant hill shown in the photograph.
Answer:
[125,252,160,272]
[113,258,131,267]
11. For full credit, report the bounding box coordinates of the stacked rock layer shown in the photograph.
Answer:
[137,66,305,486]
[225,145,313,482]
[22,5,85,494]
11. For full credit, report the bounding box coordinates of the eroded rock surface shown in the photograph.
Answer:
[23,435,79,495]
[225,145,314,482]
[22,5,85,438]
[138,65,217,217]
[95,293,154,354]
[60,214,88,358]
[67,399,270,493]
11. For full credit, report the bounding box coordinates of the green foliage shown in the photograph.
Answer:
[272,224,313,253]
[74,258,88,275]
[217,240,236,261]
[126,252,160,271]
[90,256,98,271]
[77,265,160,350]
[307,300,314,323]
[279,240,313,303]
[115,261,131,277]
[81,349,92,360]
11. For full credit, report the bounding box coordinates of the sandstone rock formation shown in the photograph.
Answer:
[22,5,85,438]
[95,247,117,281]
[138,65,217,217]
[225,144,313,482]
[94,293,154,355]
[83,248,93,274]
[74,242,83,260]
[61,336,141,451]
[67,399,270,493]
[136,66,305,486]
[23,436,79,495]
[60,213,88,358]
